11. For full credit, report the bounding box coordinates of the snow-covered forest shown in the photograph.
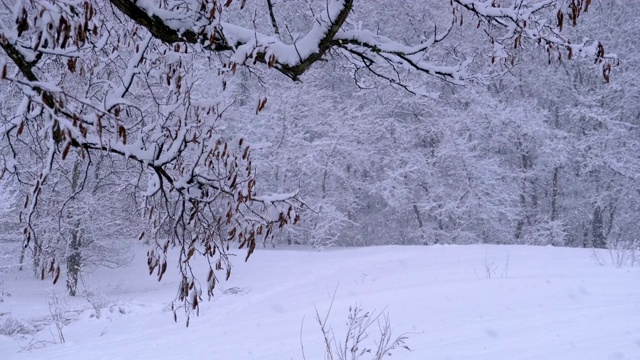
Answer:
[0,0,639,358]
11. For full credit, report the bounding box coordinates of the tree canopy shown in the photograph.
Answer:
[0,0,619,319]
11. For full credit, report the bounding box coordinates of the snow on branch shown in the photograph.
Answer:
[0,0,616,321]
[108,0,613,83]
[0,0,302,321]
[453,0,617,81]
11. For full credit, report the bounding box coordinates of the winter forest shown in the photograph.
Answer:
[0,1,639,359]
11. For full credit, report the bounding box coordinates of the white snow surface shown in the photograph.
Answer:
[1,245,639,359]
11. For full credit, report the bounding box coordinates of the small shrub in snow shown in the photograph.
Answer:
[592,241,639,268]
[302,303,411,360]
[47,290,69,343]
[474,254,509,279]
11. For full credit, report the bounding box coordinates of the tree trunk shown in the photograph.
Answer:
[66,229,81,296]
[66,159,83,296]
[549,166,560,245]
[412,204,424,229]
[515,151,533,242]
[551,167,559,222]
[592,205,607,249]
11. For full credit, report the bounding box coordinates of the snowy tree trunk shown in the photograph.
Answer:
[550,167,560,217]
[515,152,534,242]
[550,107,561,245]
[412,204,424,230]
[66,159,83,296]
[592,205,606,249]
[66,228,81,296]
[550,107,560,224]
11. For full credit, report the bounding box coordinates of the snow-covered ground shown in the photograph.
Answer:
[1,245,639,359]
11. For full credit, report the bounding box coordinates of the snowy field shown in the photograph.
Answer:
[1,245,639,359]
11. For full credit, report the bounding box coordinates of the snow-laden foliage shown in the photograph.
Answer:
[0,0,623,318]
[224,1,637,248]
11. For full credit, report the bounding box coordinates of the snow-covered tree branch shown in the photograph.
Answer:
[0,0,616,318]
